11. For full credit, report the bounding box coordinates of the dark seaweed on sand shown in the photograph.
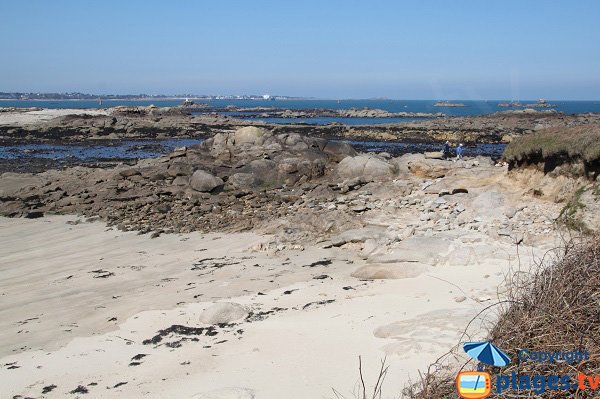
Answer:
[303,259,333,267]
[142,323,233,345]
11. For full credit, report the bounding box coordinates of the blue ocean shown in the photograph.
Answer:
[2,99,599,119]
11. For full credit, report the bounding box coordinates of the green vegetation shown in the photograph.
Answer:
[259,180,277,189]
[503,125,600,164]
[558,186,592,234]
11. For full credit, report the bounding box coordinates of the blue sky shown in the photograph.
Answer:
[1,0,599,99]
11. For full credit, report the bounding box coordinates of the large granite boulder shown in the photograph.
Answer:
[305,184,337,201]
[226,173,256,189]
[241,159,279,186]
[277,157,302,174]
[189,170,224,192]
[167,162,193,177]
[337,155,396,181]
[208,132,233,149]
[233,126,266,145]
[407,159,450,178]
[323,141,357,161]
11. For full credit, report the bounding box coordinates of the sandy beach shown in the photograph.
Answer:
[0,205,555,398]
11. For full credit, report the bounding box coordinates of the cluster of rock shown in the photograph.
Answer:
[220,107,443,119]
[0,124,507,238]
[386,112,600,143]
[340,108,443,118]
[0,126,362,236]
[0,126,556,248]
[0,106,228,142]
[274,112,600,145]
[2,123,589,246]
[434,101,466,107]
[242,153,562,280]
[313,168,563,279]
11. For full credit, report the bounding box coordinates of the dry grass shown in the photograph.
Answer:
[503,125,600,164]
[402,237,600,398]
[332,356,393,399]
[486,237,600,397]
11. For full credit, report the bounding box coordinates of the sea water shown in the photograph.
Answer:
[2,99,599,119]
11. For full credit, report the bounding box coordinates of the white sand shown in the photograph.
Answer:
[0,109,108,126]
[0,214,548,398]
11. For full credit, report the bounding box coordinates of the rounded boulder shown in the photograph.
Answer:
[337,155,396,181]
[189,170,224,192]
[233,126,266,145]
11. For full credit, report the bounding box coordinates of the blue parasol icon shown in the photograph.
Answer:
[463,341,511,367]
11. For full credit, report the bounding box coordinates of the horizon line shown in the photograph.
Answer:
[1,95,599,102]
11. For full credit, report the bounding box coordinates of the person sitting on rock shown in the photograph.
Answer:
[456,143,464,160]
[443,141,451,160]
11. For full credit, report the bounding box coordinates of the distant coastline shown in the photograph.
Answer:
[0,93,312,101]
[2,93,600,102]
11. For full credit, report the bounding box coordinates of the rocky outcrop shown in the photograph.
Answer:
[0,106,226,142]
[217,106,443,119]
[201,128,331,188]
[337,155,397,181]
[0,173,44,199]
[322,141,357,161]
[233,126,266,145]
[434,101,465,107]
[1,120,588,244]
[0,127,364,235]
[189,170,224,192]
[0,144,506,235]
[407,159,451,178]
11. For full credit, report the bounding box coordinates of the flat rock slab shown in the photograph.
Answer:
[331,227,384,246]
[367,236,452,266]
[351,262,429,280]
